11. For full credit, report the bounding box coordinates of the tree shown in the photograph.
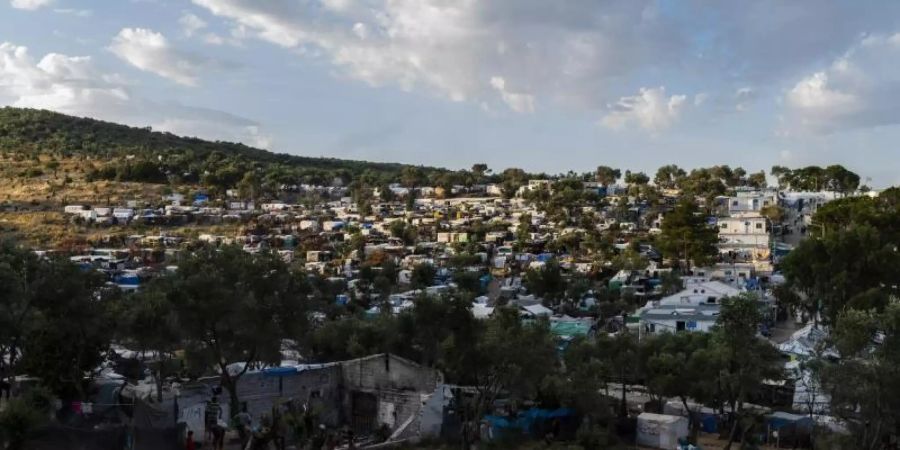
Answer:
[711,295,783,449]
[657,199,718,269]
[817,305,900,450]
[409,263,436,290]
[0,388,52,450]
[166,246,309,414]
[659,270,684,296]
[595,166,621,186]
[781,224,900,326]
[746,171,767,189]
[597,332,640,419]
[447,308,557,448]
[624,170,650,186]
[471,163,488,177]
[640,332,716,441]
[771,165,791,189]
[0,241,42,395]
[120,283,182,402]
[654,164,686,189]
[759,204,785,224]
[20,260,115,400]
[500,168,528,199]
[523,259,567,305]
[400,166,426,188]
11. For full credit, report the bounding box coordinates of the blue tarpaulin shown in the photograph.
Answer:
[536,253,555,262]
[262,366,297,376]
[483,407,576,437]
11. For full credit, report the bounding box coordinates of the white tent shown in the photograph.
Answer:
[636,413,689,449]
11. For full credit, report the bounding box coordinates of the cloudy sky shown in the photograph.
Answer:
[2,1,900,186]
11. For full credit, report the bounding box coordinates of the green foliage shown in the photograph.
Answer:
[657,198,718,268]
[770,164,860,193]
[623,170,649,185]
[523,259,567,305]
[162,245,311,413]
[410,263,437,290]
[818,304,900,450]
[781,223,900,326]
[654,164,686,189]
[0,390,51,450]
[19,257,114,400]
[0,107,451,193]
[594,166,621,186]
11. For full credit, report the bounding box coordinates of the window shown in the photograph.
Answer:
[756,223,763,229]
[676,321,686,331]
[720,223,728,229]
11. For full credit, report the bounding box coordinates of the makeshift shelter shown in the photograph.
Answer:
[636,413,689,449]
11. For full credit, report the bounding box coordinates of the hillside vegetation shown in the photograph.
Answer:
[0,107,449,192]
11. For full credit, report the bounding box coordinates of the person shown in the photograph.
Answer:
[211,421,226,450]
[205,396,222,441]
[185,430,196,450]
[234,404,253,448]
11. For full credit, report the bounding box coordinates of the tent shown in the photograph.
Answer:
[636,413,689,449]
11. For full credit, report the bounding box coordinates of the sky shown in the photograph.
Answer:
[1,1,900,187]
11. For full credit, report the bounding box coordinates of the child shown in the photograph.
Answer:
[185,430,196,450]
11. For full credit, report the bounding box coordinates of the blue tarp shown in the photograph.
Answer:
[262,366,297,376]
[700,415,717,433]
[483,407,576,436]
[115,275,140,286]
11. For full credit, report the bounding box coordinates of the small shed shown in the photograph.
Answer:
[636,413,689,449]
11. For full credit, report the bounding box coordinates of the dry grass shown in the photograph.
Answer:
[0,154,180,204]
[0,154,237,247]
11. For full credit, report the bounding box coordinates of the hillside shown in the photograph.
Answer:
[0,107,448,187]
[0,107,460,247]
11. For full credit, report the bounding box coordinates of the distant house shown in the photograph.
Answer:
[718,215,770,261]
[112,208,135,221]
[638,303,721,336]
[64,204,89,214]
[436,232,468,244]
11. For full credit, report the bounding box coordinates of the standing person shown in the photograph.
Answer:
[211,422,226,450]
[234,404,253,448]
[205,396,222,442]
[185,430,196,450]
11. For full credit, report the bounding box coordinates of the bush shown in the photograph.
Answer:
[576,421,617,450]
[0,394,49,450]
[20,167,43,178]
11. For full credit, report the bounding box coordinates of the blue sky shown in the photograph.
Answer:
[2,0,900,186]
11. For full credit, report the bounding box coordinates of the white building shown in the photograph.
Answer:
[717,215,770,261]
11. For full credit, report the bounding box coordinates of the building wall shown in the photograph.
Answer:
[197,365,344,428]
[341,354,442,436]
[341,354,441,394]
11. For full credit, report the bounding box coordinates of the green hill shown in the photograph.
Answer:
[0,107,448,190]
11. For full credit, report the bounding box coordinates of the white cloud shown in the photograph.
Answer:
[601,86,687,131]
[734,87,757,111]
[53,8,91,17]
[784,32,900,133]
[203,33,225,45]
[179,13,208,37]
[191,0,679,112]
[10,0,50,10]
[490,76,534,113]
[787,73,857,110]
[109,28,210,86]
[0,42,271,149]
